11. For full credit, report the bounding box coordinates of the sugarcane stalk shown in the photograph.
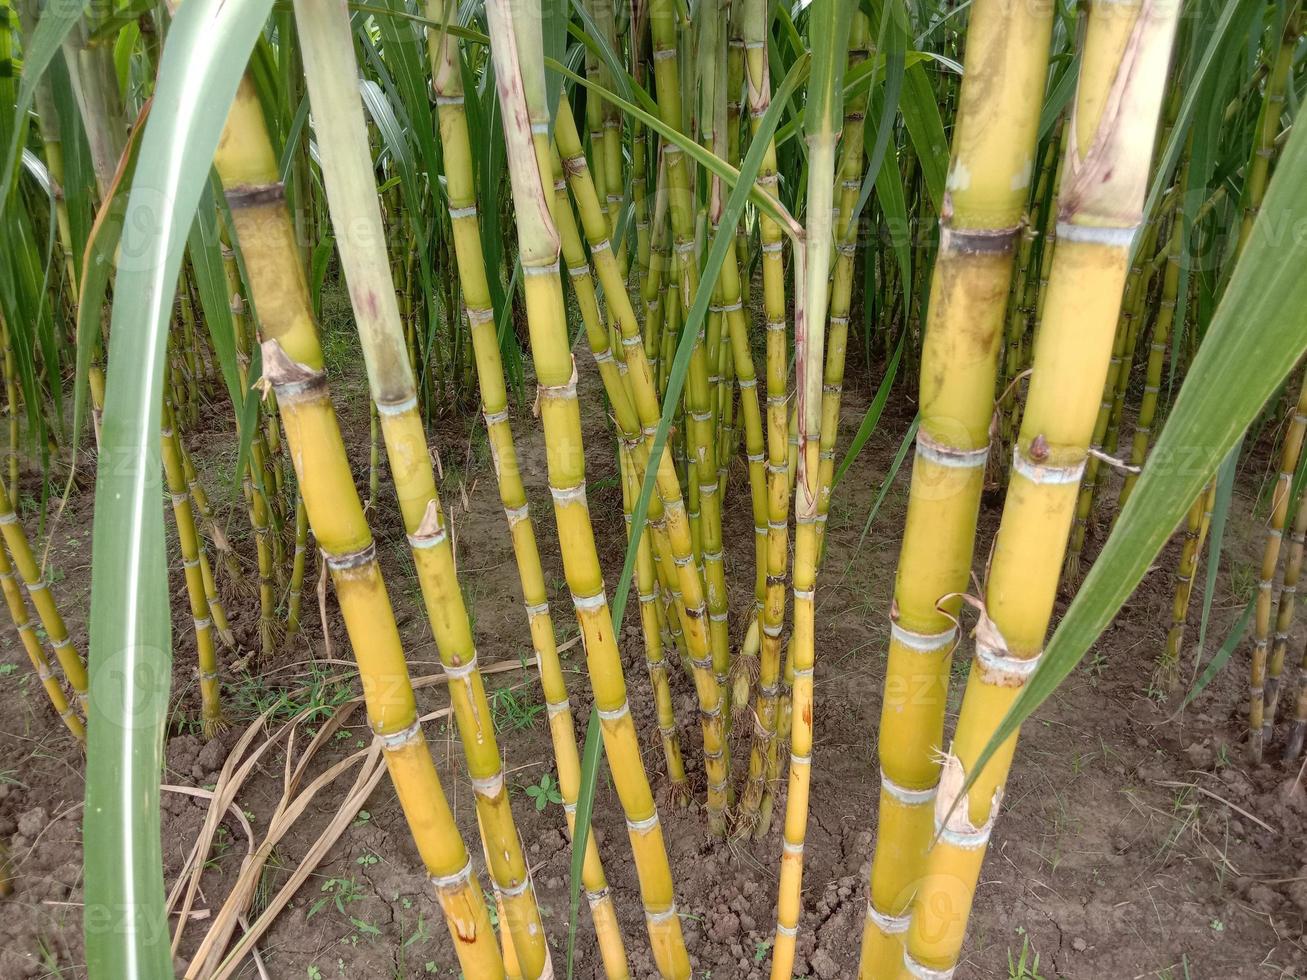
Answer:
[486,0,691,970]
[214,71,505,977]
[296,5,553,971]
[0,478,88,710]
[734,0,793,839]
[555,98,732,836]
[855,0,1056,970]
[425,11,633,973]
[285,496,308,640]
[767,3,855,974]
[902,5,1179,973]
[1159,480,1216,687]
[0,540,84,743]
[161,389,226,736]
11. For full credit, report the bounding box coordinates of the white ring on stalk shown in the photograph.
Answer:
[881,770,937,805]
[644,903,677,923]
[550,483,588,506]
[776,922,798,937]
[1012,450,1085,485]
[442,654,479,680]
[407,525,448,550]
[1056,222,1137,247]
[936,818,993,850]
[890,622,958,653]
[597,702,629,723]
[905,951,956,979]
[572,589,607,612]
[915,430,988,469]
[377,395,418,416]
[626,811,659,833]
[867,903,911,934]
[430,858,473,890]
[471,772,505,797]
[976,638,1041,684]
[525,599,549,617]
[496,876,531,898]
[376,719,422,749]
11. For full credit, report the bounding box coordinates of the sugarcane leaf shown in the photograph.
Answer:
[0,0,85,210]
[187,181,244,421]
[1196,439,1240,661]
[834,332,904,487]
[565,51,810,979]
[546,55,806,240]
[1180,595,1254,711]
[899,61,946,212]
[84,1,275,975]
[966,114,1307,795]
[1137,0,1256,237]
[1037,50,1080,140]
[71,99,150,461]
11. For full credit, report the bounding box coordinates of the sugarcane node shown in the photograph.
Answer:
[224,182,286,209]
[259,339,323,399]
[940,224,1019,255]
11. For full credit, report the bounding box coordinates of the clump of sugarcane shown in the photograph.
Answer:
[486,0,691,971]
[1242,7,1304,763]
[212,67,505,976]
[161,371,228,737]
[549,117,691,806]
[295,5,555,971]
[1158,480,1217,689]
[900,4,1179,976]
[734,0,794,840]
[424,7,632,970]
[0,538,83,742]
[0,476,90,714]
[855,0,1055,971]
[766,2,854,975]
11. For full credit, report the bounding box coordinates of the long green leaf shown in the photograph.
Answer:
[84,2,275,975]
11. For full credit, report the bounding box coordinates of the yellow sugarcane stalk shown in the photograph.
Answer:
[214,73,504,977]
[486,0,690,971]
[285,497,308,639]
[856,0,1054,972]
[1160,480,1217,688]
[1250,379,1307,760]
[294,5,551,971]
[735,0,793,838]
[0,541,83,743]
[0,479,88,709]
[425,3,632,972]
[551,150,688,804]
[161,392,226,736]
[902,4,1179,974]
[555,98,732,835]
[767,2,855,971]
[1115,200,1183,519]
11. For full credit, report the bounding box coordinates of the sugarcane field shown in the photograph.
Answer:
[4,0,1307,976]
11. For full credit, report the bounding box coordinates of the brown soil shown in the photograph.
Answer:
[1,317,1305,980]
